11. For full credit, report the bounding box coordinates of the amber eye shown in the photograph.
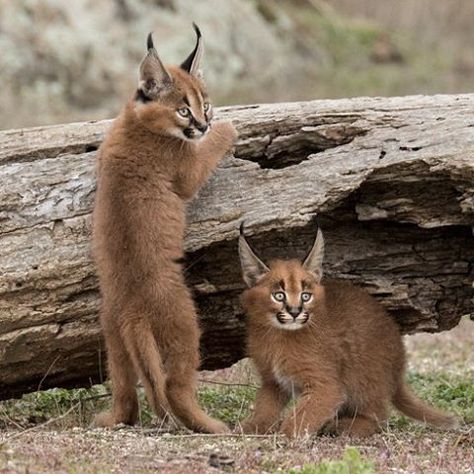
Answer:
[203,102,211,113]
[177,107,190,118]
[301,292,312,302]
[272,291,286,302]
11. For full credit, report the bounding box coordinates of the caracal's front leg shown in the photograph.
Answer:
[174,121,237,200]
[280,383,344,438]
[241,379,289,434]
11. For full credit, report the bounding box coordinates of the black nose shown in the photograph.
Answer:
[287,307,301,319]
[196,123,208,133]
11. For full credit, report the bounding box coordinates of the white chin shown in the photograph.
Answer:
[272,320,305,331]
[282,323,305,331]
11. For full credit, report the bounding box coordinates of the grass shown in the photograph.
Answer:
[0,318,472,473]
[274,0,458,100]
[1,372,471,432]
[198,385,256,426]
[286,447,374,474]
[407,372,474,423]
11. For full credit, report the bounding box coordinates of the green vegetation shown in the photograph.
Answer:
[388,372,473,429]
[406,372,474,423]
[198,385,256,425]
[1,371,471,430]
[0,383,257,429]
[0,386,109,429]
[285,447,374,474]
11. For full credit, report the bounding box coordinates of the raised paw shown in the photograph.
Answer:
[212,120,238,144]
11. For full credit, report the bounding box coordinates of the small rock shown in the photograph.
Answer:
[208,452,235,470]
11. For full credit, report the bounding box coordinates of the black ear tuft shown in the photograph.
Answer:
[192,22,202,39]
[180,22,203,74]
[147,32,154,50]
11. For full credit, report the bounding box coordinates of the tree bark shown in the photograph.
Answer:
[0,94,473,400]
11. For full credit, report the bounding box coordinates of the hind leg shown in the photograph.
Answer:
[94,333,139,427]
[328,403,389,437]
[329,415,381,437]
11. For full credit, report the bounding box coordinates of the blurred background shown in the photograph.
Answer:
[0,0,472,130]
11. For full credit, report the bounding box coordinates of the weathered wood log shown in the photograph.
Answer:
[1,94,473,400]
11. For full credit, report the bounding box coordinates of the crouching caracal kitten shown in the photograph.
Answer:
[238,224,459,438]
[93,25,237,433]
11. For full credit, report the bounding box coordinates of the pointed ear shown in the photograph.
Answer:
[238,222,269,287]
[180,23,204,77]
[138,32,172,100]
[302,227,325,283]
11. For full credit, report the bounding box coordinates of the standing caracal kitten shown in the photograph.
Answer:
[93,24,237,433]
[238,223,459,438]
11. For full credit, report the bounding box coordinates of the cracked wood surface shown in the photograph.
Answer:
[1,94,473,399]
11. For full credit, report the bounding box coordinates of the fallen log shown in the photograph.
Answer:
[1,94,473,400]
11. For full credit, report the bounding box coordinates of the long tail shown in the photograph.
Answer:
[393,383,459,429]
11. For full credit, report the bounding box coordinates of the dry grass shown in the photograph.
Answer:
[0,317,473,473]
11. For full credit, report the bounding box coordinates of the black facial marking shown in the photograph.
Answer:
[279,279,285,290]
[135,89,152,103]
[183,96,190,106]
[276,313,286,323]
[189,115,208,133]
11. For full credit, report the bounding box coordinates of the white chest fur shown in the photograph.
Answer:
[273,366,299,396]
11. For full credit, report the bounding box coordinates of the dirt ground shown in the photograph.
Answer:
[1,317,473,474]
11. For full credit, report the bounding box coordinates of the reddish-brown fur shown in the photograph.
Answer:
[92,30,237,433]
[239,229,459,438]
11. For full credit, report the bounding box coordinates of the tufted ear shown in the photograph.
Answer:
[180,23,204,77]
[302,227,325,283]
[138,32,172,100]
[238,222,269,287]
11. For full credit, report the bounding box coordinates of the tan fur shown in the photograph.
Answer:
[92,34,237,433]
[239,231,459,438]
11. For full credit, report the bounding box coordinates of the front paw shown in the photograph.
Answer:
[212,120,238,144]
[280,418,312,438]
[204,418,231,434]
